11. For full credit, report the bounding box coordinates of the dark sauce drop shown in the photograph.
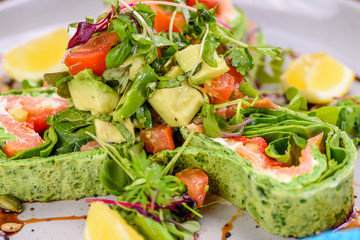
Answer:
[221,209,243,239]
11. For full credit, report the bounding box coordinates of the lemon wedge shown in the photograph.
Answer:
[2,28,70,82]
[281,52,355,104]
[84,201,144,240]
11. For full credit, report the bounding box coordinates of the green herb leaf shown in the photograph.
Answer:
[106,37,133,69]
[135,105,152,129]
[202,33,219,67]
[112,19,128,41]
[202,102,222,137]
[154,35,178,49]
[227,47,254,75]
[248,46,281,57]
[285,87,308,111]
[239,82,258,98]
[99,158,131,196]
[44,72,72,98]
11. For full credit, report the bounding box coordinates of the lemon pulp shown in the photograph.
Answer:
[281,52,355,104]
[84,201,144,240]
[2,28,70,82]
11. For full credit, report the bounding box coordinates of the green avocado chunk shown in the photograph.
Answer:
[153,108,357,238]
[174,44,229,85]
[68,69,120,114]
[148,82,204,127]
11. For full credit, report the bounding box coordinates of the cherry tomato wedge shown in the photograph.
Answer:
[175,168,209,208]
[64,31,119,76]
[139,124,175,154]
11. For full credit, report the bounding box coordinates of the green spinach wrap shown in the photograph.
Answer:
[0,89,107,201]
[153,107,357,238]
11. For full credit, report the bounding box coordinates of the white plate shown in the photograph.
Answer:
[0,0,359,239]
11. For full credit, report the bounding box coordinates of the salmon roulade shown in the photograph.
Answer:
[153,107,357,238]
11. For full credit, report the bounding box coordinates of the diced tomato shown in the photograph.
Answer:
[175,168,209,208]
[204,66,245,105]
[154,10,185,33]
[64,31,119,76]
[204,72,235,104]
[139,124,175,154]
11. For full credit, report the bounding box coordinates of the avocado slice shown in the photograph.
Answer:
[174,44,229,85]
[148,82,204,127]
[121,55,146,80]
[165,65,184,79]
[95,119,135,143]
[68,70,120,114]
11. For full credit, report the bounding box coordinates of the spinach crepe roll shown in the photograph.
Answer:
[153,108,357,238]
[0,89,107,201]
